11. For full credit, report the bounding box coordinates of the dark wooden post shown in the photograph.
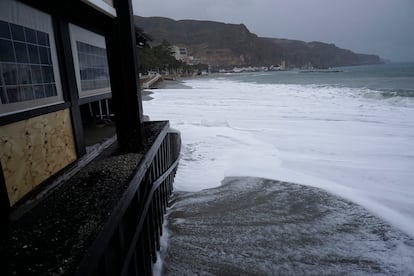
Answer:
[107,0,145,152]
[54,18,86,157]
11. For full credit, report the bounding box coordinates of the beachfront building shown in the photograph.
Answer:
[171,45,190,62]
[0,0,180,274]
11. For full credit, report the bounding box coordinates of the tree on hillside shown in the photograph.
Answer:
[137,40,182,74]
[137,39,209,76]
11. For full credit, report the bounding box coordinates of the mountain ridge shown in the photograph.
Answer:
[134,16,382,69]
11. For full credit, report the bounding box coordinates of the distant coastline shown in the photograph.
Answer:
[135,15,383,70]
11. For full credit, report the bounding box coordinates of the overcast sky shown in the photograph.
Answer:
[132,0,414,62]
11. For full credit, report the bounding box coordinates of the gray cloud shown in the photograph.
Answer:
[132,0,414,62]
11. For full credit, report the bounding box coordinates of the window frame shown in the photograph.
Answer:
[0,0,63,117]
[69,24,111,100]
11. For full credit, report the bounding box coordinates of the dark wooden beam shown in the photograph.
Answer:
[54,18,86,157]
[0,103,70,127]
[78,93,112,105]
[107,0,145,152]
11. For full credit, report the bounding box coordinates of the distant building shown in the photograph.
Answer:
[171,45,189,62]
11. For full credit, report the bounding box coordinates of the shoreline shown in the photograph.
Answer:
[154,79,192,89]
[142,73,217,90]
[141,78,193,101]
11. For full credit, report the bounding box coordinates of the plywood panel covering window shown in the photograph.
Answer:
[0,0,63,116]
[0,109,77,205]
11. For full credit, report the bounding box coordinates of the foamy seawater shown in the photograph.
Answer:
[144,65,414,237]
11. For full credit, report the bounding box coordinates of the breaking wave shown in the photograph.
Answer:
[144,72,414,237]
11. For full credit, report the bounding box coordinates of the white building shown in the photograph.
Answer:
[171,45,189,62]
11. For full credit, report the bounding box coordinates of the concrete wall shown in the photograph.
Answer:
[0,109,77,205]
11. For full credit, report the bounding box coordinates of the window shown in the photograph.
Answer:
[76,41,110,92]
[0,20,57,104]
[0,0,63,116]
[70,24,111,99]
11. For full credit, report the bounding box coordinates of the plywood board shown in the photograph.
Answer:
[0,109,77,205]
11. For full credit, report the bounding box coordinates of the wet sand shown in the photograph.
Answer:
[142,90,154,101]
[155,79,192,89]
[142,79,191,102]
[161,177,414,275]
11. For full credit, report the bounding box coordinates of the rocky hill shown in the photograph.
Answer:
[134,16,382,69]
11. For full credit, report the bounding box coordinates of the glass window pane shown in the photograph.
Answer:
[92,46,99,56]
[1,63,18,85]
[94,55,100,67]
[85,81,91,91]
[37,31,49,46]
[0,20,11,39]
[78,53,87,68]
[83,69,89,80]
[99,56,107,68]
[42,65,54,83]
[6,86,19,103]
[91,69,97,80]
[39,46,49,64]
[80,69,86,80]
[24,27,37,44]
[46,49,52,66]
[34,85,45,98]
[95,68,102,79]
[28,44,40,64]
[31,65,43,84]
[17,64,32,85]
[44,84,56,97]
[18,85,34,101]
[94,55,101,68]
[98,80,106,89]
[0,86,6,103]
[0,39,15,62]
[14,42,29,63]
[10,23,25,42]
[86,54,93,68]
[87,69,93,80]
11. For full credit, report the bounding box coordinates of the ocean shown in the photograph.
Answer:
[144,62,414,237]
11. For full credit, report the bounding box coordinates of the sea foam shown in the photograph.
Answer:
[144,77,414,237]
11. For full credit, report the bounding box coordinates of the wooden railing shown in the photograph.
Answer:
[75,122,181,276]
